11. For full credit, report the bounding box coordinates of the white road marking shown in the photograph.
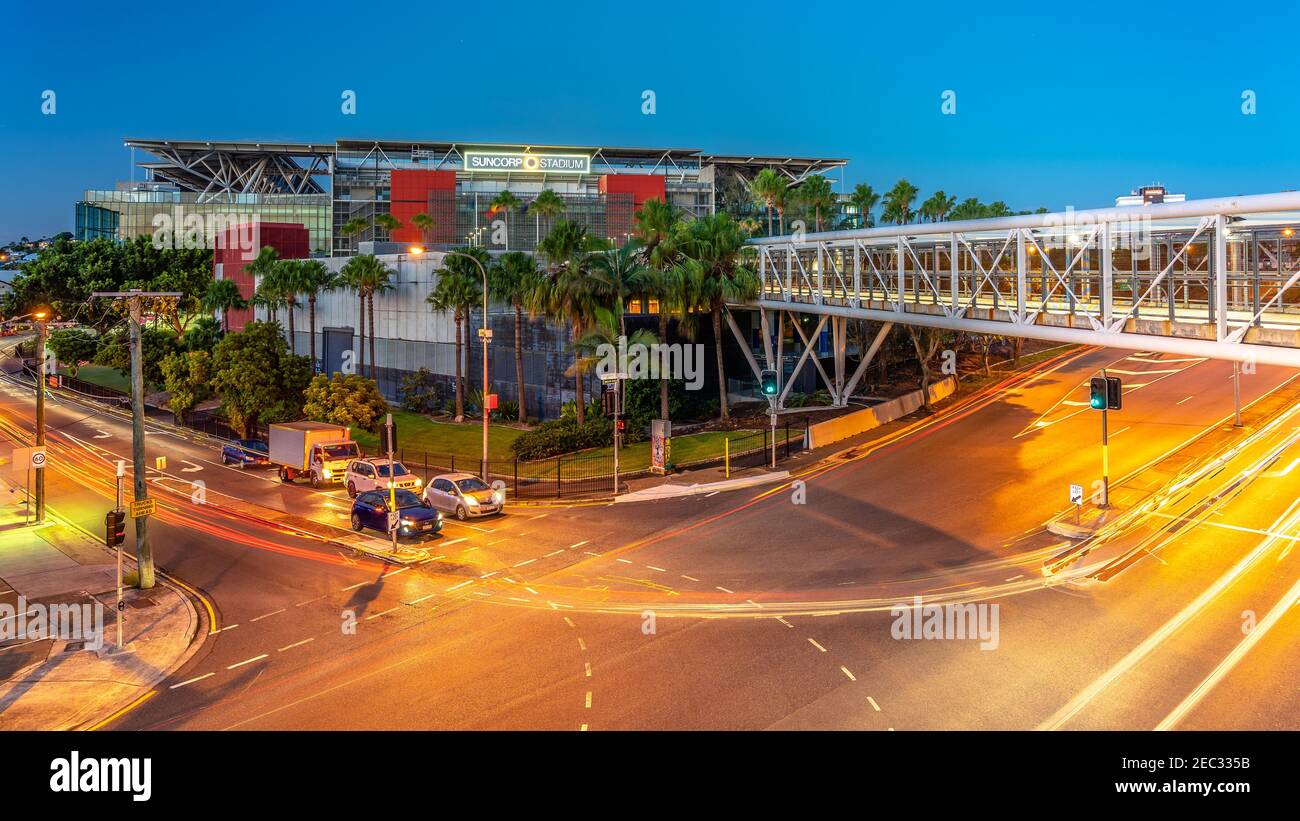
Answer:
[716,586,734,594]
[278,637,315,652]
[180,460,203,473]
[775,617,793,628]
[578,637,586,651]
[366,607,399,620]
[616,558,633,564]
[583,551,601,557]
[584,662,592,677]
[406,592,438,605]
[446,580,472,592]
[646,565,666,572]
[382,567,409,578]
[703,490,720,498]
[250,608,286,622]
[513,558,536,567]
[441,537,467,547]
[170,672,214,689]
[867,696,881,711]
[564,617,576,628]
[219,624,239,632]
[569,540,589,549]
[681,575,700,582]
[544,550,564,557]
[227,654,269,670]
[808,638,827,652]
[1176,395,1195,405]
[479,571,498,578]
[341,580,369,592]
[585,691,592,708]
[525,587,540,596]
[841,667,857,682]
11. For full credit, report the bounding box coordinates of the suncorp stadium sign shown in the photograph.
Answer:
[463,150,591,174]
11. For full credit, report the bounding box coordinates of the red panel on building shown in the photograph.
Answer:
[391,169,457,244]
[600,174,666,240]
[213,222,309,331]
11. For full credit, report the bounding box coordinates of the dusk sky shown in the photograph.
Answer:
[3,0,1297,241]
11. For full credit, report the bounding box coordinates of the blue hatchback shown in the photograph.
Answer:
[350,489,442,539]
[222,438,269,468]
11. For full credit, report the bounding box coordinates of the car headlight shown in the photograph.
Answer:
[321,468,333,478]
[414,478,422,487]
[401,518,415,526]
[492,491,504,504]
[466,496,480,506]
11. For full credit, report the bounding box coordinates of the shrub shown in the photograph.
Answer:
[399,367,444,414]
[492,399,519,422]
[302,373,389,433]
[510,416,614,461]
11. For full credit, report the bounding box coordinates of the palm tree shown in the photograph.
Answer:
[203,278,247,333]
[798,175,838,232]
[271,258,306,350]
[881,179,920,225]
[848,183,880,229]
[672,213,760,422]
[428,253,484,421]
[919,190,957,223]
[489,251,542,423]
[246,246,280,322]
[410,212,436,246]
[530,189,566,244]
[339,254,394,380]
[298,259,336,372]
[532,220,606,424]
[374,213,401,241]
[589,241,646,339]
[340,217,368,253]
[749,168,788,236]
[633,198,683,421]
[489,190,521,251]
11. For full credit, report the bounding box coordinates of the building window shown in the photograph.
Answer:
[646,298,660,315]
[627,299,642,314]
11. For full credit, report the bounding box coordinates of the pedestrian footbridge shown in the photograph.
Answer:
[725,192,1300,408]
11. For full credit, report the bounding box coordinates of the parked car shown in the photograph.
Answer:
[350,489,442,538]
[344,457,422,498]
[423,473,503,520]
[221,439,270,469]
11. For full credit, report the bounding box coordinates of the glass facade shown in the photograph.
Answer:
[76,189,332,254]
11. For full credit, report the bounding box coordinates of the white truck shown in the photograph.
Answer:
[269,421,361,488]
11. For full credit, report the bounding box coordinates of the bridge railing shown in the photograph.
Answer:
[744,192,1300,366]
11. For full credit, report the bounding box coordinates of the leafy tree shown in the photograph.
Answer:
[410,212,436,245]
[633,198,685,421]
[905,326,956,409]
[399,367,445,414]
[183,315,222,354]
[210,321,311,437]
[302,373,389,433]
[374,213,401,240]
[160,350,212,422]
[93,326,179,387]
[489,251,542,423]
[339,217,368,253]
[45,329,98,376]
[588,240,646,338]
[203,278,247,333]
[428,249,486,421]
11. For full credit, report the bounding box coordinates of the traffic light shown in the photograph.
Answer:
[760,368,778,397]
[105,509,126,548]
[616,419,626,432]
[1089,376,1122,410]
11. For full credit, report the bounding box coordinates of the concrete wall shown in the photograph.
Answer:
[805,375,957,450]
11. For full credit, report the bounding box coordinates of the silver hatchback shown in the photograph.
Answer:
[422,473,504,520]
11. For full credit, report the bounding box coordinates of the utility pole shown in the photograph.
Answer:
[386,412,397,553]
[33,310,48,522]
[93,290,180,590]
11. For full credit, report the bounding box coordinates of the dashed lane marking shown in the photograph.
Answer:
[716,586,734,594]
[868,696,881,711]
[228,654,269,670]
[250,609,286,622]
[808,638,827,652]
[278,638,315,652]
[841,667,857,682]
[169,673,214,689]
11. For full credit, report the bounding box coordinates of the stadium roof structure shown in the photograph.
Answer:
[125,137,847,197]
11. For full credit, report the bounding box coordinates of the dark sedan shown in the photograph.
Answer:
[350,489,442,539]
[221,438,270,468]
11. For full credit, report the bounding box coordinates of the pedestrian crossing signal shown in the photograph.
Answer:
[761,369,778,396]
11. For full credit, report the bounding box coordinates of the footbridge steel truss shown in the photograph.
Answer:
[727,192,1300,408]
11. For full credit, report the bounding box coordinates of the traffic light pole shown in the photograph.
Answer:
[387,413,397,553]
[115,460,124,650]
[128,296,155,589]
[1099,368,1110,509]
[613,378,621,497]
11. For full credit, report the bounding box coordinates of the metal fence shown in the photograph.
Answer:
[722,422,807,473]
[393,448,616,499]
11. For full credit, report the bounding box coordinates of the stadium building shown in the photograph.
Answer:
[76,137,847,418]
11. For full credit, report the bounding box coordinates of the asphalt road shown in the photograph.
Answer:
[0,345,1296,730]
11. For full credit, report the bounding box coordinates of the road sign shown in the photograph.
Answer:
[128,497,156,518]
[1069,483,1084,506]
[154,455,167,470]
[10,446,46,473]
[484,393,498,411]
[477,328,493,341]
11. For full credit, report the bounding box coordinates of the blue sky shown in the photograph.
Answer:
[2,0,1297,241]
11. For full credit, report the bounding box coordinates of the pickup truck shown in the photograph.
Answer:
[269,421,361,488]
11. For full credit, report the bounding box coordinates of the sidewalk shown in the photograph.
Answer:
[0,492,201,730]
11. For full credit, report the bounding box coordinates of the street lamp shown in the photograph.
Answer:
[438,250,492,480]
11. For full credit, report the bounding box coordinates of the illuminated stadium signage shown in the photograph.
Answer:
[463,150,591,174]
